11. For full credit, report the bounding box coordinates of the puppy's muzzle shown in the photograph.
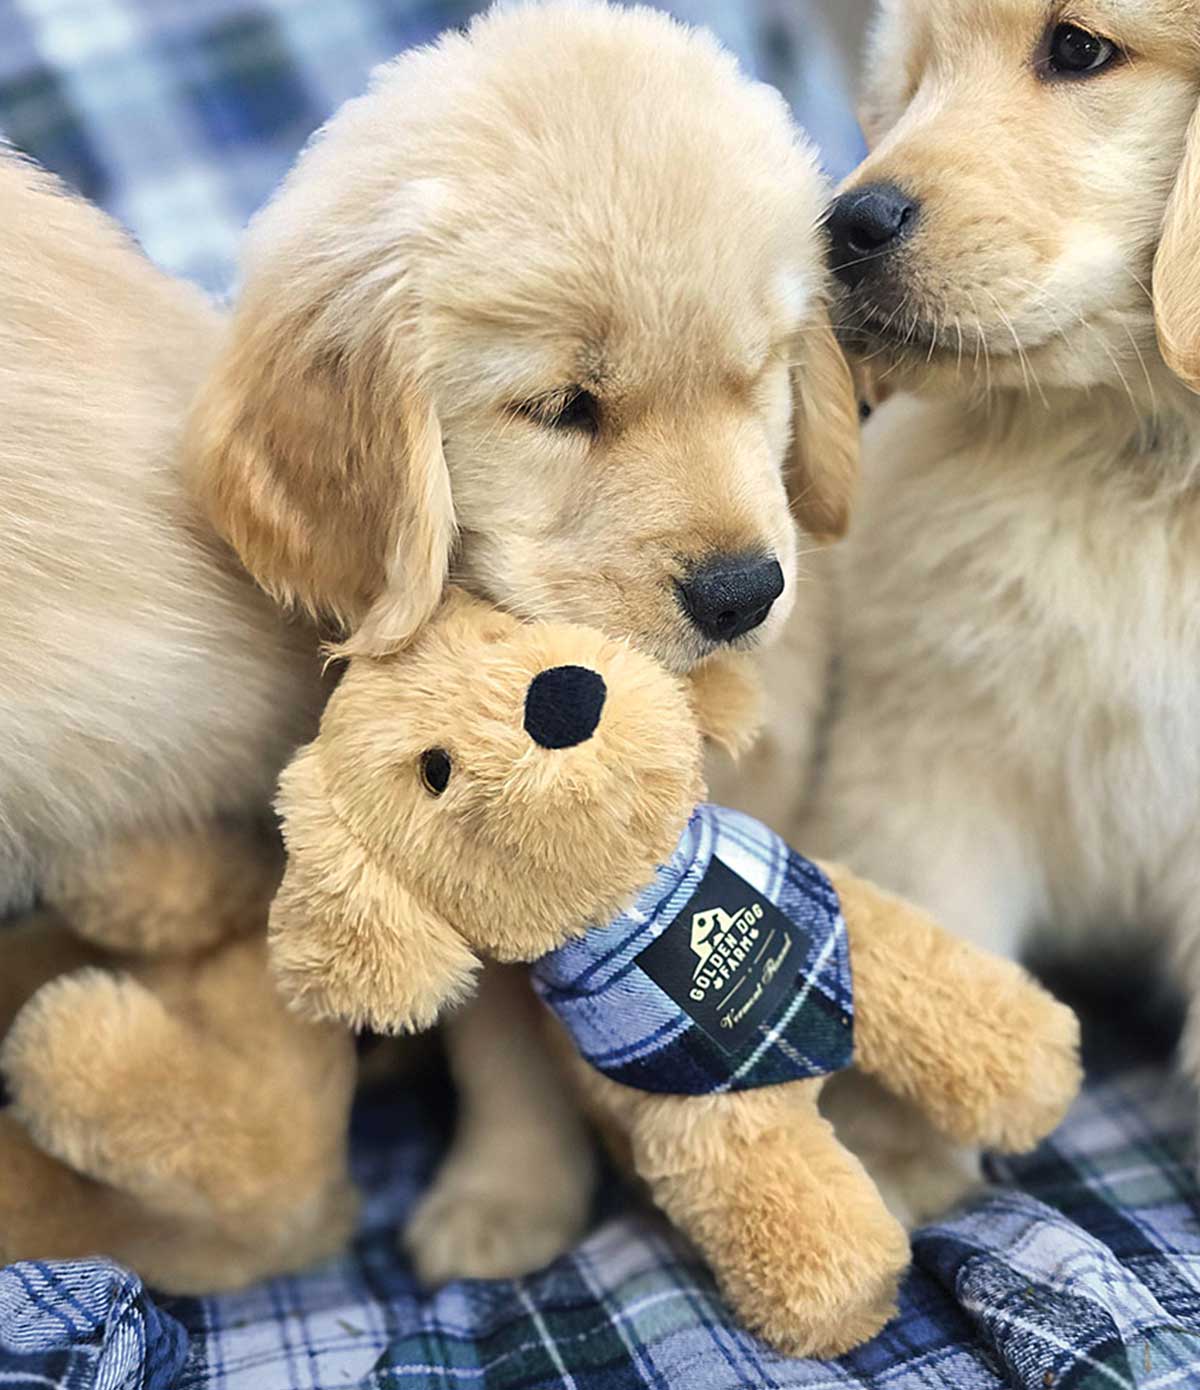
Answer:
[676,554,785,645]
[827,183,920,291]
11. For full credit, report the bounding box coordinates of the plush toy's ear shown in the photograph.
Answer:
[785,312,861,542]
[269,748,480,1034]
[185,243,455,656]
[1156,101,1200,392]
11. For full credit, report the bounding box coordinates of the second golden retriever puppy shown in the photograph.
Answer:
[186,1,859,1282]
[0,154,322,950]
[807,0,1200,1218]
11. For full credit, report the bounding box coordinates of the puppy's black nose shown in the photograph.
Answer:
[677,554,785,645]
[524,666,608,750]
[827,183,920,289]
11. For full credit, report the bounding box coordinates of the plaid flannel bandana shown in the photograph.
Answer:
[531,804,855,1096]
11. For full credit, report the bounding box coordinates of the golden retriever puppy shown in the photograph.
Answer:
[0,153,322,946]
[185,1,859,1281]
[806,0,1200,1219]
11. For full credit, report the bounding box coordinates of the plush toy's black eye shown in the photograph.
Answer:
[512,387,601,437]
[1045,22,1120,78]
[419,749,452,796]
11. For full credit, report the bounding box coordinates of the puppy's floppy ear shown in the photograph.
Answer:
[785,312,861,542]
[186,281,455,656]
[1156,102,1200,393]
[269,746,480,1034]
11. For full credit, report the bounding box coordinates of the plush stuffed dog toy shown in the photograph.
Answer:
[0,895,358,1291]
[269,589,1081,1357]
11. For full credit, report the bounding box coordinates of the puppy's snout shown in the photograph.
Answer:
[524,666,608,750]
[676,554,785,645]
[827,183,920,289]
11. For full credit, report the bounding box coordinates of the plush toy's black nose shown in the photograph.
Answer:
[524,666,608,749]
[676,554,785,645]
[827,183,920,289]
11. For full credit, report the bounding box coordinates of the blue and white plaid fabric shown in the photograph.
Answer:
[0,0,866,297]
[4,1056,1200,1389]
[533,805,855,1095]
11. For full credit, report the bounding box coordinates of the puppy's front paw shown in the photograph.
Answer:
[823,1072,983,1229]
[404,1160,591,1285]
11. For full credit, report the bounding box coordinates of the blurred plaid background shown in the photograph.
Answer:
[0,0,867,297]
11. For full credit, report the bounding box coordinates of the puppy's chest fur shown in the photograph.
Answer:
[850,393,1200,923]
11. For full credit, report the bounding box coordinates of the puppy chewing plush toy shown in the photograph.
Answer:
[269,588,1081,1358]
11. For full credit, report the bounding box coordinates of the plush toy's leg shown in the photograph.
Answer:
[0,941,359,1292]
[0,911,104,1037]
[41,823,281,956]
[574,1071,909,1358]
[404,963,596,1285]
[827,867,1081,1152]
[0,1113,157,1266]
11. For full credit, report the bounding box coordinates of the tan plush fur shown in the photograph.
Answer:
[802,0,1200,1222]
[0,152,324,927]
[268,591,1081,1357]
[0,909,358,1292]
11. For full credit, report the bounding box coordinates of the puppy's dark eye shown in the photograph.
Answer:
[512,387,601,437]
[1045,22,1121,78]
[419,749,452,796]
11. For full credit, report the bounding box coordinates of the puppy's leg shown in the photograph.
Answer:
[41,823,281,956]
[819,1071,985,1228]
[805,747,1043,1224]
[0,945,359,1290]
[405,963,595,1284]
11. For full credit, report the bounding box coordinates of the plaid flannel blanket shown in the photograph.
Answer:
[3,1042,1199,1390]
[2,1,1198,1387]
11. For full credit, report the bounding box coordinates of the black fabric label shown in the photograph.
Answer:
[634,856,805,1055]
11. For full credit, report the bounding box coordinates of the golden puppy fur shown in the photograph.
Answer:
[182,0,859,1282]
[185,1,857,669]
[267,590,1080,1357]
[0,154,322,933]
[803,0,1200,1221]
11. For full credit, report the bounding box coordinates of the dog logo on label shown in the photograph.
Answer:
[635,855,810,1056]
[688,900,765,1003]
[689,907,731,977]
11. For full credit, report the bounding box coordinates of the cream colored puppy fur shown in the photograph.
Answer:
[805,0,1200,1219]
[184,2,859,1280]
[0,153,322,940]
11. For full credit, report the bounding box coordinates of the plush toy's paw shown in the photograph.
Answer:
[959,994,1082,1153]
[703,1176,910,1357]
[632,1093,911,1358]
[1,970,166,1176]
[404,1156,592,1285]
